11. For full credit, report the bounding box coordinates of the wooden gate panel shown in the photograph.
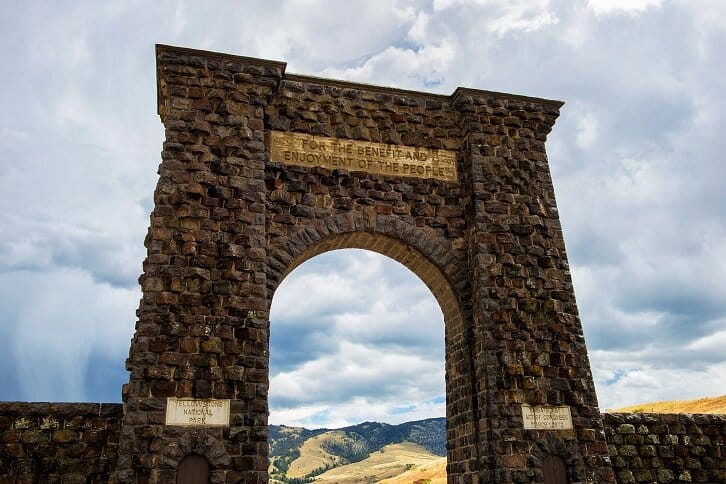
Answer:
[177,454,209,484]
[543,455,568,484]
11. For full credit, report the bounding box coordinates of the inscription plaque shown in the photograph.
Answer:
[165,398,231,427]
[270,131,457,181]
[521,404,573,430]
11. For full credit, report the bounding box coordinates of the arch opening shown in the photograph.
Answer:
[266,231,471,482]
[269,231,465,327]
[265,228,480,482]
[269,249,446,425]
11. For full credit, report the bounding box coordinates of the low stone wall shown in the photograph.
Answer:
[603,412,725,483]
[1,403,724,482]
[0,402,122,483]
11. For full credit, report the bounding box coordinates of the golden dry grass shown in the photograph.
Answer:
[379,456,447,484]
[313,442,443,483]
[611,395,726,414]
[287,431,346,478]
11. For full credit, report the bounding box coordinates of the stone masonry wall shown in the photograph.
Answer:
[1,405,723,483]
[604,413,725,484]
[0,402,122,483]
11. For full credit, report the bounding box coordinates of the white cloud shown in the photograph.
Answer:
[592,356,726,411]
[271,250,443,343]
[269,250,445,425]
[686,327,726,352]
[271,340,443,404]
[587,0,663,16]
[270,395,446,429]
[575,110,599,150]
[319,41,456,91]
[433,0,557,35]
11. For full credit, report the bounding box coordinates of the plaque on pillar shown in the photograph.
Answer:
[521,404,573,430]
[165,398,231,427]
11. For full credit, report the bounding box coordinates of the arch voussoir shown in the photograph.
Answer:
[267,212,468,316]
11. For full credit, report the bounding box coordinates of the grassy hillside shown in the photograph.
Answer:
[380,457,447,484]
[268,418,445,483]
[314,442,443,483]
[611,395,726,414]
[287,431,349,479]
[268,425,328,480]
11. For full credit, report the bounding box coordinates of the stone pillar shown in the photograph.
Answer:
[112,47,284,484]
[454,89,615,484]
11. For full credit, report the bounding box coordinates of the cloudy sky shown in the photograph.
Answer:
[1,0,724,429]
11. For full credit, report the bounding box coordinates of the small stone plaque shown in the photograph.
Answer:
[521,404,573,430]
[270,131,457,182]
[165,398,231,427]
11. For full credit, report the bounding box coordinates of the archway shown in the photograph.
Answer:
[268,248,447,481]
[267,231,478,482]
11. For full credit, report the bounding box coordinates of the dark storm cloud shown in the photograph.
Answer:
[83,353,127,403]
[270,321,341,372]
[0,324,21,401]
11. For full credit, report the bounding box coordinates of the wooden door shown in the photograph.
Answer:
[177,454,210,484]
[542,455,568,484]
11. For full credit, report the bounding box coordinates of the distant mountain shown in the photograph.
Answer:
[268,417,446,483]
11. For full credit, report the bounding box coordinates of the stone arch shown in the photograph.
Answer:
[266,212,480,477]
[266,212,469,325]
[114,45,614,484]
